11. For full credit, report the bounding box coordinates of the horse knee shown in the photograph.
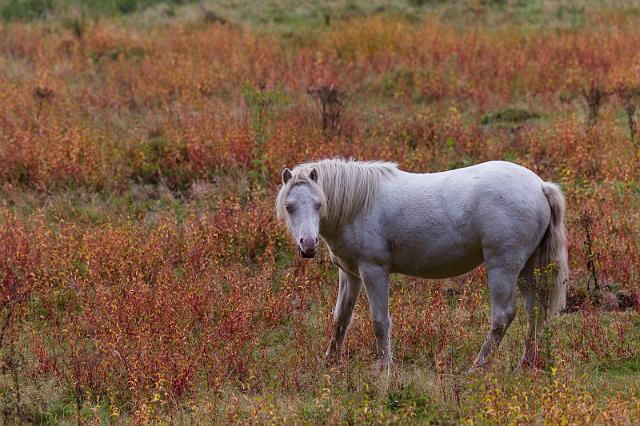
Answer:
[491,306,516,333]
[372,317,391,339]
[332,321,346,338]
[334,309,352,330]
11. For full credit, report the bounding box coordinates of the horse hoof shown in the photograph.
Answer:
[374,356,392,375]
[324,354,335,366]
[518,358,545,370]
[324,348,341,366]
[467,366,481,374]
[467,359,489,373]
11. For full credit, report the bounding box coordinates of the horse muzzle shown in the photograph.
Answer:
[298,237,319,258]
[299,246,317,258]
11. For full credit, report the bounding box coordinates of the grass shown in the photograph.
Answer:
[0,0,197,20]
[1,0,638,30]
[1,0,640,423]
[481,107,541,126]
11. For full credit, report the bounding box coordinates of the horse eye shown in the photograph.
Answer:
[286,205,295,213]
[315,203,321,211]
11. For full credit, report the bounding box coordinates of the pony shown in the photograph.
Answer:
[276,159,568,371]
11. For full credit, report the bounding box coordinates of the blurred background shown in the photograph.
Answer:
[1,1,639,424]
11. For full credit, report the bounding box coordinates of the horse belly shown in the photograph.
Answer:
[390,242,484,279]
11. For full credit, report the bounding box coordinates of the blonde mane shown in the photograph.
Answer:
[276,158,398,231]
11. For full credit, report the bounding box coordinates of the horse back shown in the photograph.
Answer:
[373,161,550,278]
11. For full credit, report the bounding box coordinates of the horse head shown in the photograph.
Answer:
[277,167,324,258]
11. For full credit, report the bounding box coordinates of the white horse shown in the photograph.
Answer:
[276,159,568,371]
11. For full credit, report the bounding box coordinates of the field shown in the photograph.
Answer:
[1,0,640,423]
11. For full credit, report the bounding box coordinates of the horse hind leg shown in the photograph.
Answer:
[472,265,519,370]
[518,248,548,369]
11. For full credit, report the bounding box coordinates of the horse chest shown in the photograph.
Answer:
[328,250,360,277]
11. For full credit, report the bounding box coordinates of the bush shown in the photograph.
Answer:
[1,0,53,21]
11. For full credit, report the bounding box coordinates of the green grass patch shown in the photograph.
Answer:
[481,107,541,126]
[0,0,196,21]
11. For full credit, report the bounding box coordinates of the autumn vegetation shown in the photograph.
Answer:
[1,0,639,423]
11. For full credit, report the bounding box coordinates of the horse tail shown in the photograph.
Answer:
[538,182,569,320]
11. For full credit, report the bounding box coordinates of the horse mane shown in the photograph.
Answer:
[276,158,398,230]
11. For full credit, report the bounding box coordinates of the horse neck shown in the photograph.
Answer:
[319,205,341,240]
[317,189,364,248]
[319,220,344,255]
[316,162,385,238]
[318,188,351,244]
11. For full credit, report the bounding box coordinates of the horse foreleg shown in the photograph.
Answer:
[472,267,517,370]
[325,268,362,364]
[359,264,392,375]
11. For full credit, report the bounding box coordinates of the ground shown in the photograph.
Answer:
[0,0,639,424]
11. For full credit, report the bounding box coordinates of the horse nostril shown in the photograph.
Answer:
[300,237,318,249]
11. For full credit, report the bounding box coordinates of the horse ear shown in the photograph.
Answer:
[282,168,292,184]
[309,168,318,182]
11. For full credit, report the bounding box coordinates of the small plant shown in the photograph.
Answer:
[620,90,639,149]
[308,85,343,137]
[610,63,640,150]
[31,84,54,123]
[583,84,608,127]
[243,83,287,182]
[481,107,540,126]
[579,212,601,306]
[134,135,191,189]
[0,219,38,423]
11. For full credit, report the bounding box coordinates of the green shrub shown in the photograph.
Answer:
[1,0,53,21]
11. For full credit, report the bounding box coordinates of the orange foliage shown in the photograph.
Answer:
[0,13,639,422]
